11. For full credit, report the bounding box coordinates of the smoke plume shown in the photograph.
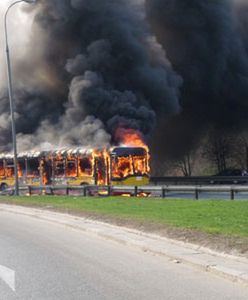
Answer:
[146,0,248,157]
[0,0,181,152]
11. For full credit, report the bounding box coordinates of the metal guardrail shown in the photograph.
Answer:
[2,184,248,200]
[150,176,248,185]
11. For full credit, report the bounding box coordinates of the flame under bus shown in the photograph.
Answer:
[0,147,150,190]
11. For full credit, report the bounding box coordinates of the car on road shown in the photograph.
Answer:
[210,169,248,184]
[215,169,247,176]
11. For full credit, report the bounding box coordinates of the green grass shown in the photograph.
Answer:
[1,196,248,238]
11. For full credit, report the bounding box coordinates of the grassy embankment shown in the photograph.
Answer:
[0,196,248,238]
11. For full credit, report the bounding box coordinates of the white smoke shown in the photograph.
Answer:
[0,1,112,152]
[17,115,111,151]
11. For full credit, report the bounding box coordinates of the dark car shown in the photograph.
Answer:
[215,169,246,176]
[210,169,248,184]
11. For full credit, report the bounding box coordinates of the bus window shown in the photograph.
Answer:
[132,156,146,175]
[111,156,132,179]
[0,160,4,176]
[55,160,65,177]
[18,159,25,177]
[5,160,14,178]
[66,160,77,177]
[79,157,92,176]
[110,147,149,179]
[27,158,39,177]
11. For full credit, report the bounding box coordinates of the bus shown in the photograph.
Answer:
[110,147,150,186]
[0,146,150,190]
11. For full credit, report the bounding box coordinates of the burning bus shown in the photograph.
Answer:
[110,147,150,186]
[0,146,150,190]
[0,151,41,190]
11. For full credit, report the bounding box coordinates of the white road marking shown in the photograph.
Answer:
[0,264,15,292]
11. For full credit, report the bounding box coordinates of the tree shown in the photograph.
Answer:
[203,130,233,173]
[231,132,248,170]
[175,152,193,176]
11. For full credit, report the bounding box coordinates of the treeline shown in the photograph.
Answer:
[151,129,248,177]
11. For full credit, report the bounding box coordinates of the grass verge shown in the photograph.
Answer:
[0,196,248,238]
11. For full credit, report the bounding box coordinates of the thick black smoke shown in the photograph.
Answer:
[0,0,181,151]
[235,0,248,51]
[146,0,248,157]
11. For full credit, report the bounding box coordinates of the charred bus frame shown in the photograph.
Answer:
[0,147,150,190]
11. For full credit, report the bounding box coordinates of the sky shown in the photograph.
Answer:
[0,0,35,90]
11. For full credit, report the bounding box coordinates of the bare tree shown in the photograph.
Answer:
[175,152,193,176]
[203,130,233,173]
[231,132,248,170]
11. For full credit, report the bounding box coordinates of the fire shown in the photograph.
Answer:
[92,149,109,185]
[0,141,150,187]
[66,153,77,177]
[111,154,148,179]
[40,158,49,185]
[66,152,93,178]
[0,168,4,177]
[111,156,132,179]
[115,128,148,150]
[18,164,23,177]
[111,128,150,179]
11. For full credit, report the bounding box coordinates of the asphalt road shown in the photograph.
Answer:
[0,211,247,300]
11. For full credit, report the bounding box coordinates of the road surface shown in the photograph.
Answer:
[0,210,247,299]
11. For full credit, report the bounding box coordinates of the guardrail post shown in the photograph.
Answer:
[108,185,111,196]
[66,187,69,196]
[83,186,87,197]
[28,186,31,196]
[230,189,235,200]
[162,187,166,198]
[195,188,199,200]
[134,186,138,197]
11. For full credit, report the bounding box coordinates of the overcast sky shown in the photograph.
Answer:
[0,0,35,90]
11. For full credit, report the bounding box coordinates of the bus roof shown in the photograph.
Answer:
[0,148,95,159]
[0,147,147,159]
[111,147,146,157]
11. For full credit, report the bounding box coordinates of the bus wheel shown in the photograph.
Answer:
[0,183,8,191]
[80,182,89,186]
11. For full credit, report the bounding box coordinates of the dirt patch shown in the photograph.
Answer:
[81,214,248,258]
[1,201,248,258]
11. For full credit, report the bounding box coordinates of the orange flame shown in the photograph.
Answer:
[0,133,150,186]
[112,128,150,179]
[92,149,110,185]
[115,128,148,150]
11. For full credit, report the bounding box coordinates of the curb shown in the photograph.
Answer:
[0,204,248,286]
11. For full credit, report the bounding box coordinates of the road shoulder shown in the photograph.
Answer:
[0,203,247,287]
